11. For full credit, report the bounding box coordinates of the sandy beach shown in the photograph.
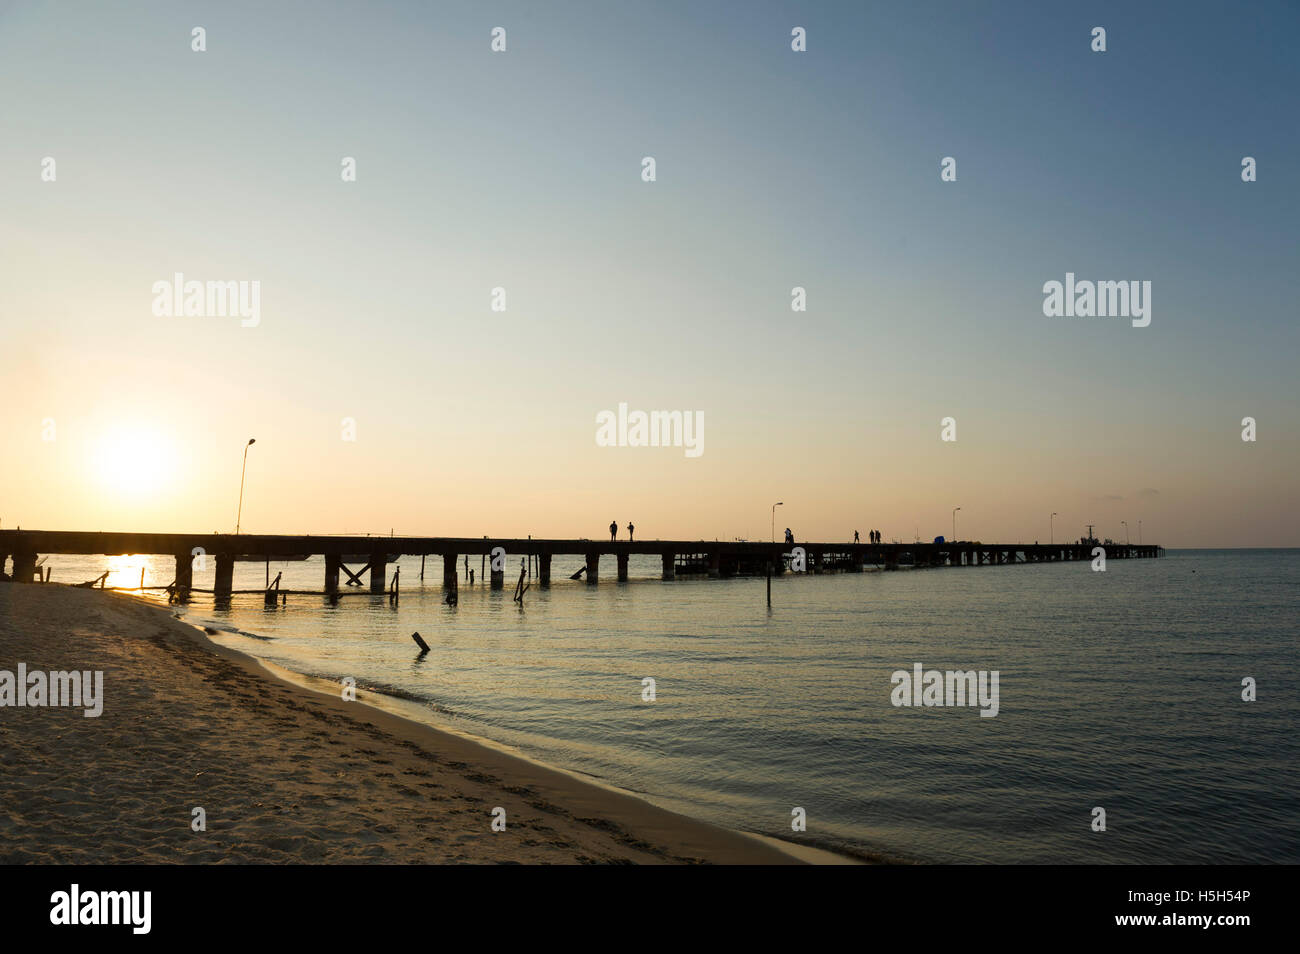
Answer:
[0,584,809,864]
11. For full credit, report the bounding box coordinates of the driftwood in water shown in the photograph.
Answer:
[513,559,529,604]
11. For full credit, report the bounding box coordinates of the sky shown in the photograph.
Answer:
[1,0,1297,547]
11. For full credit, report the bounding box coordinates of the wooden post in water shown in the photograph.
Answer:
[369,552,385,594]
[661,552,675,581]
[444,553,458,592]
[539,553,551,587]
[585,551,599,585]
[766,561,772,606]
[616,553,629,582]
[420,554,425,582]
[324,554,340,596]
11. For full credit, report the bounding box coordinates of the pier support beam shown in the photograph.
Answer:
[174,552,194,598]
[214,553,234,601]
[585,552,599,585]
[12,550,37,583]
[661,553,675,581]
[324,554,340,595]
[707,552,721,579]
[369,553,386,594]
[539,553,551,587]
[443,553,458,590]
[490,553,504,590]
[617,553,629,582]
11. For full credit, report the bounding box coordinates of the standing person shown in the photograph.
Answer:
[609,520,618,541]
[627,521,635,542]
[853,530,860,543]
[784,527,794,545]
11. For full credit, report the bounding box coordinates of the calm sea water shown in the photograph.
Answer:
[37,548,1300,863]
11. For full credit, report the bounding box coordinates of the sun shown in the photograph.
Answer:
[93,426,175,497]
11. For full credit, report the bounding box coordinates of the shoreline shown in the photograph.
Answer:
[0,583,854,865]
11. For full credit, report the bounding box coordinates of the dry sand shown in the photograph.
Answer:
[0,583,812,864]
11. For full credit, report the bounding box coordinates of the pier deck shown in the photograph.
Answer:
[1,529,1163,601]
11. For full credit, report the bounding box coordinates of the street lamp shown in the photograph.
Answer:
[952,507,961,542]
[1138,520,1142,545]
[1050,512,1057,545]
[236,438,256,535]
[1121,520,1129,546]
[771,502,783,543]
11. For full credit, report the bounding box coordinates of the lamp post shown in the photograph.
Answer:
[952,507,961,542]
[1050,512,1057,545]
[1121,520,1129,546]
[1138,520,1142,545]
[771,502,783,543]
[236,438,256,535]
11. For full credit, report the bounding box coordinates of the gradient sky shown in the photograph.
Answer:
[2,0,1296,547]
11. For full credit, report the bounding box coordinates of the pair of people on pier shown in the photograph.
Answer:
[609,521,634,542]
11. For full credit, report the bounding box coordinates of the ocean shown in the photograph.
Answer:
[35,547,1300,863]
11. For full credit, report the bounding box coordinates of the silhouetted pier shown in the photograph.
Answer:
[0,530,1163,602]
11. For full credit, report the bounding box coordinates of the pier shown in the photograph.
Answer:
[0,530,1163,602]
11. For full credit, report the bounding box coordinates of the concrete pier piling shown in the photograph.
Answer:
[174,551,193,598]
[214,553,234,601]
[324,554,340,595]
[12,550,36,583]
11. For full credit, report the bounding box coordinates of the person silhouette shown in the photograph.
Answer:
[627,522,635,542]
[784,528,794,545]
[854,530,860,543]
[609,520,618,541]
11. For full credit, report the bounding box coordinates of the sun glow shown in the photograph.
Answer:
[92,426,176,497]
